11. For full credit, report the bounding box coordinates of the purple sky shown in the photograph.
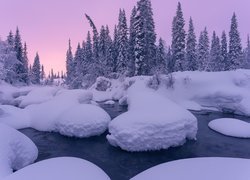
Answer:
[0,0,249,74]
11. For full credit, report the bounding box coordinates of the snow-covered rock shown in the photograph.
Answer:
[0,105,30,129]
[56,104,111,138]
[208,118,250,138]
[0,123,38,179]
[3,157,110,180]
[104,100,115,105]
[107,81,197,152]
[131,157,250,180]
[14,87,59,108]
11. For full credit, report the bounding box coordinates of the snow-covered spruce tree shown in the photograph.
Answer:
[155,38,167,74]
[166,46,173,73]
[14,28,29,84]
[128,6,137,76]
[186,17,197,71]
[66,39,74,84]
[71,43,82,88]
[134,0,157,75]
[116,9,129,75]
[171,2,186,72]
[220,31,228,71]
[228,13,243,70]
[245,35,250,68]
[85,31,94,74]
[104,26,114,75]
[208,31,221,72]
[41,65,45,81]
[111,25,119,73]
[31,53,41,84]
[7,31,14,47]
[23,43,30,84]
[197,28,210,71]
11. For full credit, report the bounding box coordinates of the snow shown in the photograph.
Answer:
[0,123,38,179]
[104,100,115,105]
[208,118,250,138]
[107,81,197,151]
[56,104,111,137]
[3,157,110,180]
[0,88,110,138]
[14,86,59,108]
[131,157,250,180]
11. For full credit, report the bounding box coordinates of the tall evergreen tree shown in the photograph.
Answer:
[245,35,250,68]
[111,25,119,72]
[186,17,197,71]
[228,13,242,70]
[7,31,14,47]
[171,2,186,72]
[31,53,41,84]
[155,38,167,74]
[166,47,173,73]
[221,31,228,71]
[22,43,29,83]
[208,31,221,71]
[72,43,82,88]
[134,0,157,75]
[128,6,137,76]
[197,28,210,71]
[116,9,129,74]
[41,65,45,80]
[66,39,74,84]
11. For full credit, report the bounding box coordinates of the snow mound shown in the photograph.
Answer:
[0,105,30,129]
[107,81,197,152]
[104,100,115,105]
[208,118,250,138]
[56,104,111,138]
[131,157,250,180]
[14,87,59,108]
[0,123,38,179]
[3,157,110,180]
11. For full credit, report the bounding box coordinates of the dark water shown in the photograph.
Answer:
[20,104,250,180]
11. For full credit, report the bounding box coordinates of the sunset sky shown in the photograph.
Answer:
[0,0,249,75]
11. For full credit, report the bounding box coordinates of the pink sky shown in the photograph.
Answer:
[0,0,249,75]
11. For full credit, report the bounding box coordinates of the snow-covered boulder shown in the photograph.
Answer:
[14,87,59,108]
[3,157,110,180]
[104,100,115,105]
[131,158,250,180]
[208,118,250,138]
[0,105,30,129]
[0,123,38,179]
[107,82,197,152]
[56,104,111,138]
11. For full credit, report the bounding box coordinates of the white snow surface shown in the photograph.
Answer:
[131,157,250,180]
[3,157,110,180]
[107,81,197,151]
[0,123,38,179]
[208,118,250,138]
[56,104,111,137]
[0,88,110,138]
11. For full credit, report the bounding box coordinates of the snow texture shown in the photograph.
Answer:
[131,157,250,180]
[209,118,250,138]
[3,157,110,180]
[107,81,197,151]
[0,123,38,179]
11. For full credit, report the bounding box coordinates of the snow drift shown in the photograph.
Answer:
[0,123,38,179]
[3,157,110,180]
[107,81,197,151]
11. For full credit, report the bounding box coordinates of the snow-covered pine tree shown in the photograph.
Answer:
[41,65,45,80]
[31,53,41,84]
[245,35,250,68]
[134,0,157,75]
[155,38,167,74]
[228,13,243,70]
[220,31,228,71]
[111,25,119,72]
[116,9,129,75]
[66,39,74,84]
[72,43,82,88]
[171,2,186,72]
[128,6,137,76]
[104,25,113,75]
[7,31,14,47]
[166,47,173,73]
[22,43,30,83]
[197,28,210,71]
[186,17,197,71]
[85,31,94,75]
[208,31,221,72]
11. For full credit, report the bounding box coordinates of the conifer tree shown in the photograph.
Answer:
[22,43,29,83]
[245,35,250,68]
[197,28,210,71]
[221,31,228,71]
[155,38,167,74]
[31,53,41,84]
[228,13,243,70]
[208,31,221,71]
[7,31,14,47]
[186,17,197,71]
[172,2,186,72]
[66,39,74,84]
[134,0,157,75]
[111,25,119,72]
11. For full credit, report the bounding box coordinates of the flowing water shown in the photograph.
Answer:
[20,103,250,180]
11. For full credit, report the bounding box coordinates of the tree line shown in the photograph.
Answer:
[66,0,250,89]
